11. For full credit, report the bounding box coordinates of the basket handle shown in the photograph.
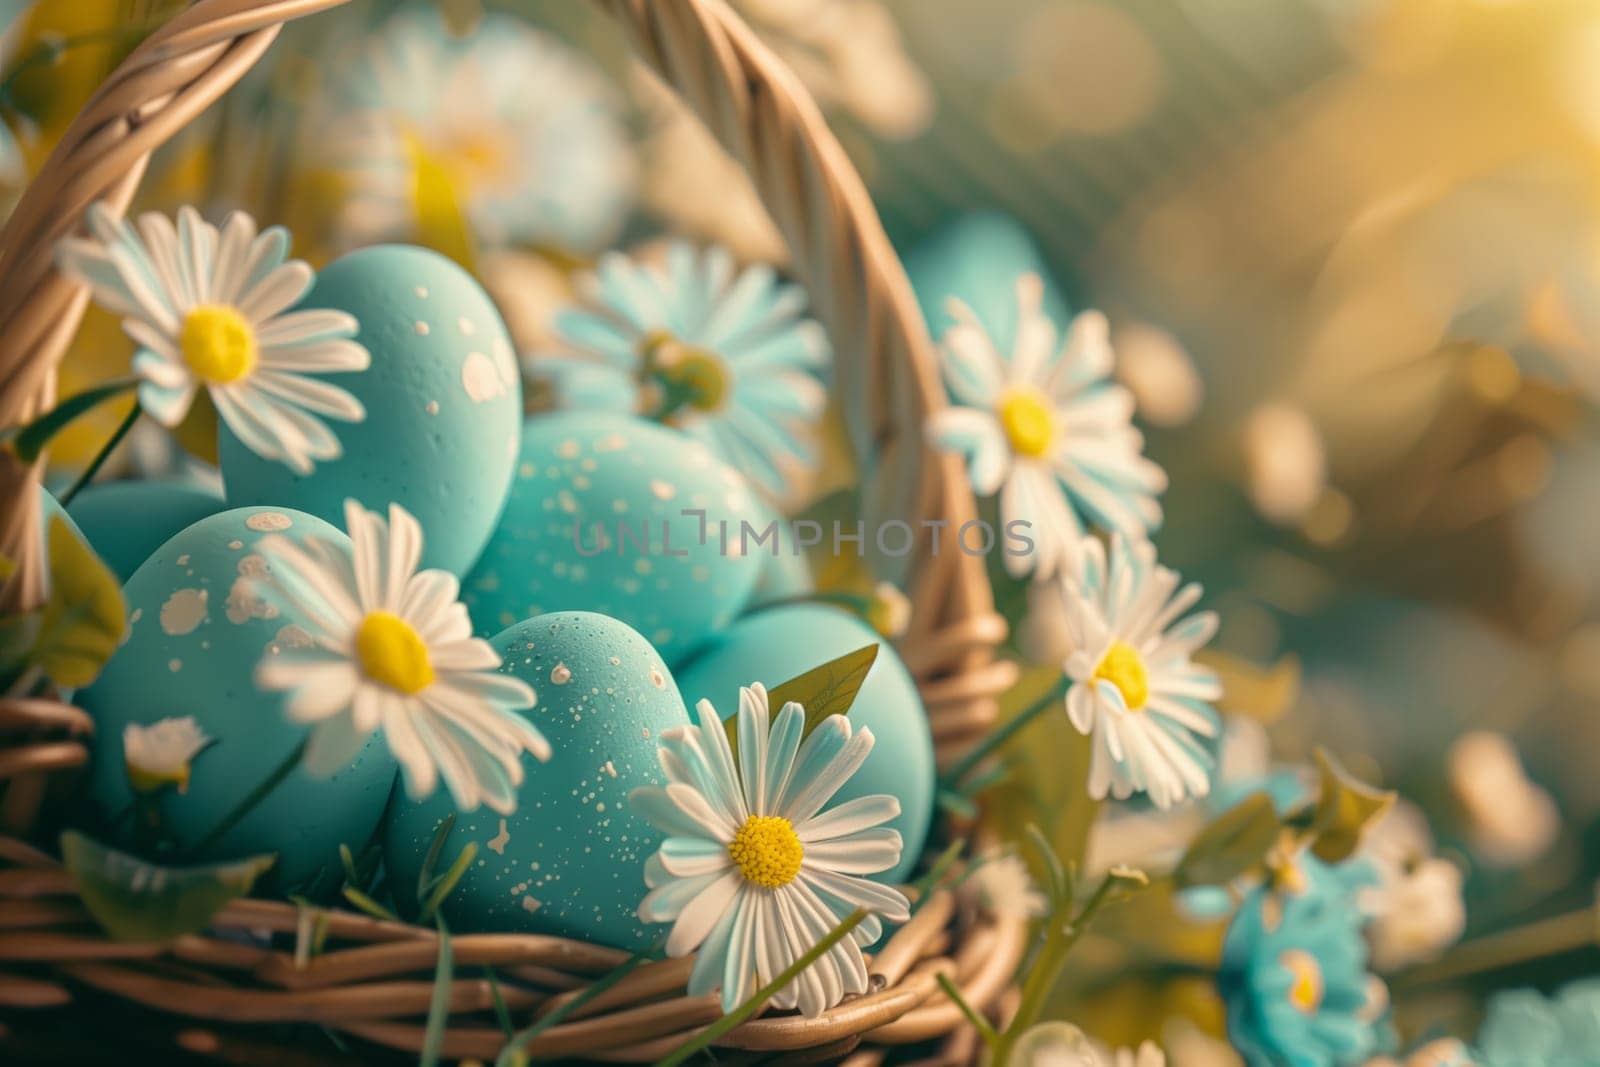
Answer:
[0,0,1011,758]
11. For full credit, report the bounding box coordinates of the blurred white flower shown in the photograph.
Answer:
[1358,801,1466,971]
[123,717,212,795]
[1243,402,1326,525]
[866,580,911,639]
[1000,1022,1165,1067]
[319,6,634,255]
[1113,321,1204,427]
[735,0,934,139]
[961,852,1048,921]
[1448,731,1559,868]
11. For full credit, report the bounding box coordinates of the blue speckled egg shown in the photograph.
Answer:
[219,245,522,576]
[674,604,933,882]
[67,480,225,582]
[462,412,763,664]
[383,611,687,948]
[903,212,1073,352]
[75,506,397,889]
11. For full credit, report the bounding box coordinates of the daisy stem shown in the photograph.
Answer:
[654,908,869,1067]
[1391,905,1599,993]
[938,674,1071,794]
[936,971,1002,1049]
[184,738,306,859]
[7,377,138,465]
[991,869,1142,1067]
[58,404,141,507]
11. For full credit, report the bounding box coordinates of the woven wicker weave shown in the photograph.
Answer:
[0,0,1024,1060]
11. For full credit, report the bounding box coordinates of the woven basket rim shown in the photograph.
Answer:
[0,0,1024,1059]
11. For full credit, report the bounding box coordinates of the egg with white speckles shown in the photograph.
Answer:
[462,412,763,664]
[382,611,687,948]
[219,245,522,576]
[67,480,225,582]
[673,604,934,882]
[74,507,397,889]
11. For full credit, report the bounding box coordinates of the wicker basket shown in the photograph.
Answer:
[0,0,1025,1061]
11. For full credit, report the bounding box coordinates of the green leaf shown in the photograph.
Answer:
[9,377,138,463]
[31,516,125,689]
[1173,792,1283,888]
[724,643,879,754]
[60,830,274,943]
[1308,747,1395,863]
[420,916,453,1067]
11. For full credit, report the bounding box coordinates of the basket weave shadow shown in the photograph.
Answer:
[0,0,1024,1061]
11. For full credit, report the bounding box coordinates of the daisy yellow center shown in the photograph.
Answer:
[125,762,192,796]
[1093,640,1150,710]
[356,612,435,695]
[998,386,1054,457]
[180,305,258,384]
[1279,949,1325,1015]
[641,331,729,414]
[728,814,804,888]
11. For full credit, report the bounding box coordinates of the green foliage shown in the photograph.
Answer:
[724,642,878,754]
[30,516,125,689]
[420,916,453,1067]
[1174,792,1284,889]
[1307,747,1395,863]
[60,830,274,943]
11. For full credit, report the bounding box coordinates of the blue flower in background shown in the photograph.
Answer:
[1220,866,1385,1067]
[538,241,831,496]
[1472,979,1600,1066]
[319,4,634,254]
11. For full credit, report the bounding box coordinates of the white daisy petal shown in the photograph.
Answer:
[61,204,370,476]
[252,500,546,813]
[543,241,831,495]
[634,699,909,1018]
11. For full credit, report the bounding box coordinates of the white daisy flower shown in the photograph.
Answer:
[538,241,831,497]
[123,716,212,795]
[632,684,910,1016]
[960,851,1047,921]
[254,499,549,815]
[1053,535,1222,809]
[1359,802,1465,972]
[926,274,1166,580]
[865,580,911,639]
[320,6,634,255]
[57,204,369,475]
[1008,1021,1166,1067]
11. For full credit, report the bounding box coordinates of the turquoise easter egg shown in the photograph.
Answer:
[75,506,397,889]
[67,480,225,582]
[674,604,933,882]
[383,611,687,948]
[462,412,763,664]
[218,245,522,576]
[902,213,1073,352]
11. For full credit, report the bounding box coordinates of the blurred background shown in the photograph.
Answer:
[7,0,1600,1057]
